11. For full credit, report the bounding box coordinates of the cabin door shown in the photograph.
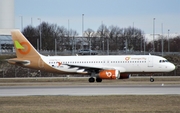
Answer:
[148,57,153,67]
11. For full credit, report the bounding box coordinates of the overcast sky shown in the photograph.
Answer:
[15,0,180,35]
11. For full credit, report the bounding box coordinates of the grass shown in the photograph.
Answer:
[0,95,180,113]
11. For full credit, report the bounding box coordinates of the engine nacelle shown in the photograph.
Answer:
[98,70,120,79]
[119,74,130,79]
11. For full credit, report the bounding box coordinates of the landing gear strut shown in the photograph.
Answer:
[88,71,103,83]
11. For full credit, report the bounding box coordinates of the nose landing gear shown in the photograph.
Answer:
[150,76,154,82]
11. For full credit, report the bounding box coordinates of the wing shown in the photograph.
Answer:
[66,64,126,73]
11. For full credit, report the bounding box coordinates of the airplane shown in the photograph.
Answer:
[8,30,175,83]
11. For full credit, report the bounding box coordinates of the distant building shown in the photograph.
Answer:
[0,0,15,29]
[0,0,15,54]
[0,29,14,53]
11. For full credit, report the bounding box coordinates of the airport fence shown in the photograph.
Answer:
[1,50,180,56]
[0,51,180,78]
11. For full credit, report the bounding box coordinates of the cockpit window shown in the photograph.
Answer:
[159,60,168,63]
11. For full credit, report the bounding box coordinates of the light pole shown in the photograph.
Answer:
[107,37,109,55]
[168,29,170,52]
[125,38,128,54]
[38,18,42,52]
[161,23,164,56]
[68,19,73,55]
[82,14,84,50]
[31,17,33,26]
[37,39,39,51]
[153,18,155,53]
[68,20,69,36]
[89,39,91,55]
[55,38,57,55]
[102,40,104,55]
[144,37,146,55]
[19,16,23,31]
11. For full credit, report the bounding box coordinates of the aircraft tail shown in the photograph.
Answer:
[11,30,41,58]
[9,30,60,72]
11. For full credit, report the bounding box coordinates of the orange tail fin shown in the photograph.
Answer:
[11,30,40,58]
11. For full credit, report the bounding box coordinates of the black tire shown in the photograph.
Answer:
[96,78,102,82]
[150,78,154,82]
[89,77,95,83]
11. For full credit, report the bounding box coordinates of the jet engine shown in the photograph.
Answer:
[97,70,120,79]
[119,74,130,79]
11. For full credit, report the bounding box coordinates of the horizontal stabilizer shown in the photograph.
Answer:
[8,58,30,65]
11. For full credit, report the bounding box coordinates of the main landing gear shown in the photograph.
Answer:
[88,71,102,83]
[89,77,95,82]
[150,76,154,82]
[88,77,102,83]
[96,78,102,82]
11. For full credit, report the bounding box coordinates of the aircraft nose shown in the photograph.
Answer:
[170,63,176,71]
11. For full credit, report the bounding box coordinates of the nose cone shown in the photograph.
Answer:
[169,63,176,71]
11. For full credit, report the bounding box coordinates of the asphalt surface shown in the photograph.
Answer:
[0,85,180,96]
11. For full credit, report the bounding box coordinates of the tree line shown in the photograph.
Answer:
[22,22,180,53]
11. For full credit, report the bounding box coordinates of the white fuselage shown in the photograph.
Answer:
[41,55,175,74]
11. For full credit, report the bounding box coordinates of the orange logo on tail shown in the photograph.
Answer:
[17,42,31,55]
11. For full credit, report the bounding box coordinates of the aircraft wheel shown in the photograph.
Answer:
[96,78,102,82]
[150,78,154,82]
[89,77,95,83]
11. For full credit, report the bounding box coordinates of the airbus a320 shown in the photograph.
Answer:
[8,30,175,83]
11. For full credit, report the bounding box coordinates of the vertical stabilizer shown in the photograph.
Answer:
[11,30,40,58]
